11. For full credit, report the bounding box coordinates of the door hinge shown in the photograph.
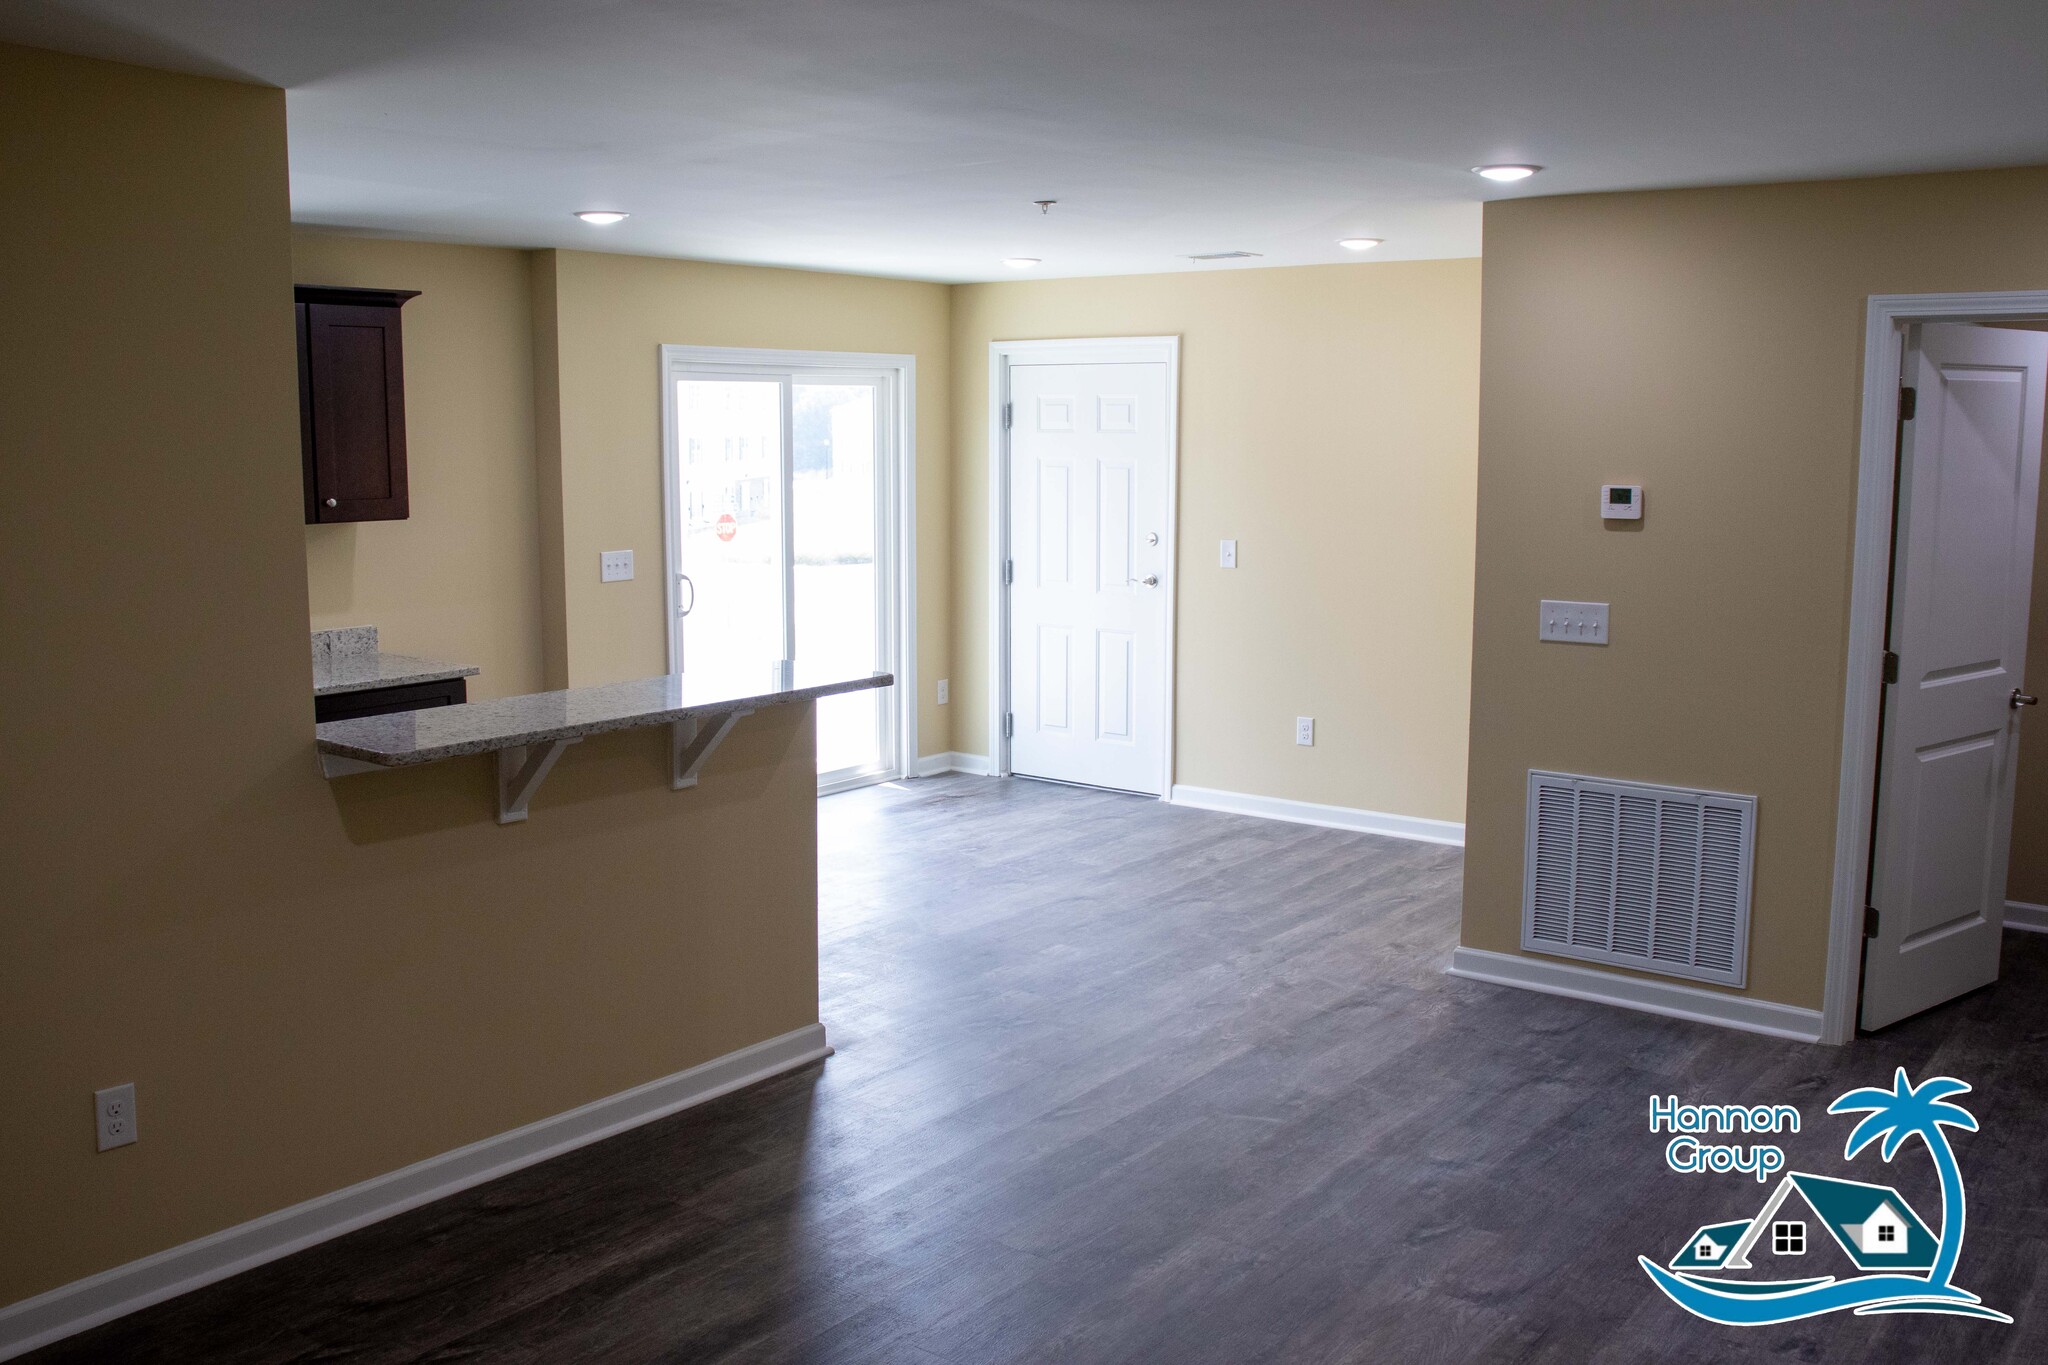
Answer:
[1864,906,1880,939]
[1003,558,1014,585]
[1882,650,1899,684]
[1004,402,1013,430]
[1003,713,1014,739]
[1898,386,1917,422]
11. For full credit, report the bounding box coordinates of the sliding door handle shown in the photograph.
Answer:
[676,573,695,616]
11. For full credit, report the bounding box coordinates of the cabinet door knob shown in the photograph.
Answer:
[325,497,338,508]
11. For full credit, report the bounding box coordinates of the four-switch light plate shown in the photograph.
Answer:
[1540,600,1609,645]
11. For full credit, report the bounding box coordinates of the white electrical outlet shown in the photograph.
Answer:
[96,1083,137,1151]
[1295,716,1314,746]
[600,549,635,583]
[1539,599,1610,645]
[1219,539,1238,568]
[936,678,950,705]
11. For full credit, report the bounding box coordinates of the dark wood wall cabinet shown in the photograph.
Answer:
[296,285,419,524]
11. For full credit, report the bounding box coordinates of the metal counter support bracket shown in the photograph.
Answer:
[498,738,580,824]
[673,709,751,790]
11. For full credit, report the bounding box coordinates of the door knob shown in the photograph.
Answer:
[2015,689,2040,709]
[1134,575,1159,587]
[325,497,338,508]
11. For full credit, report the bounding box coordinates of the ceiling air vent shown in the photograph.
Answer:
[1186,251,1263,261]
[1523,770,1756,987]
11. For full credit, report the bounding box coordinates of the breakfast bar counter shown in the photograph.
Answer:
[317,666,893,822]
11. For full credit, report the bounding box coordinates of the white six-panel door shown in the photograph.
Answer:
[1007,360,1171,794]
[1862,323,2046,1029]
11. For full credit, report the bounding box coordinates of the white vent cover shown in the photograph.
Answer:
[1522,770,1756,987]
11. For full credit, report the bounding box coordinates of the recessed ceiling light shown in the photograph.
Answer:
[574,210,629,225]
[1002,257,1040,269]
[1338,238,1383,251]
[1472,165,1541,183]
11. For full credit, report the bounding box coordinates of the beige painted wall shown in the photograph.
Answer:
[0,43,822,1308]
[1462,167,2048,1010]
[296,233,546,699]
[951,262,1481,821]
[535,249,955,755]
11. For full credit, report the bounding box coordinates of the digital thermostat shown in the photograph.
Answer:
[1601,485,1643,520]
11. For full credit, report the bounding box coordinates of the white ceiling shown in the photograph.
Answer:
[6,1,2047,282]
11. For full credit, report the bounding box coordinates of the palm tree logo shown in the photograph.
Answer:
[1638,1069,2010,1325]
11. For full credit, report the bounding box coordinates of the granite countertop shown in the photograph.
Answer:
[313,650,481,696]
[317,666,893,767]
[311,624,478,696]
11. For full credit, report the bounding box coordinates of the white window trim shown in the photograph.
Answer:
[1825,291,2048,1043]
[986,336,1181,797]
[658,344,918,791]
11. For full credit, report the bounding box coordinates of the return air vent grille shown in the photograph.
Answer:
[1522,770,1755,987]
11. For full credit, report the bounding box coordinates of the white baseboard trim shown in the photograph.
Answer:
[0,1023,831,1362]
[916,752,994,778]
[1168,784,1464,847]
[2008,900,2048,933]
[1448,946,1824,1043]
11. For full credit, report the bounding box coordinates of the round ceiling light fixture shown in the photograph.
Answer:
[1002,257,1041,269]
[1472,165,1542,183]
[574,210,629,225]
[1338,237,1383,251]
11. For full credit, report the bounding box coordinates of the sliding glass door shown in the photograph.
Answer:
[664,350,909,792]
[674,377,787,671]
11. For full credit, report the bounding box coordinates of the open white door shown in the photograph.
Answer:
[1007,358,1172,795]
[1862,323,2046,1030]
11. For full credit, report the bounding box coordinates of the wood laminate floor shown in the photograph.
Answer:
[32,775,2048,1363]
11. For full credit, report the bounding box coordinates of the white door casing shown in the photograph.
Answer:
[1004,354,1173,794]
[1861,323,2045,1030]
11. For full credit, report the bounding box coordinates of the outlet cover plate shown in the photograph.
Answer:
[96,1082,137,1151]
[1295,716,1314,746]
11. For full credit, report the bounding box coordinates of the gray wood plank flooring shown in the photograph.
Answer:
[30,775,2048,1362]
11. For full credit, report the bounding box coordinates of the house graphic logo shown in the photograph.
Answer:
[1638,1069,2011,1325]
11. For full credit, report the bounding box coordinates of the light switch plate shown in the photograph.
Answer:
[1219,539,1237,569]
[1540,600,1609,645]
[600,550,634,582]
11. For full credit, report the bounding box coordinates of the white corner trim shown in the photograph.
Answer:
[1448,946,1824,1042]
[914,752,995,778]
[0,1024,831,1362]
[1169,784,1464,847]
[2007,900,2048,933]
